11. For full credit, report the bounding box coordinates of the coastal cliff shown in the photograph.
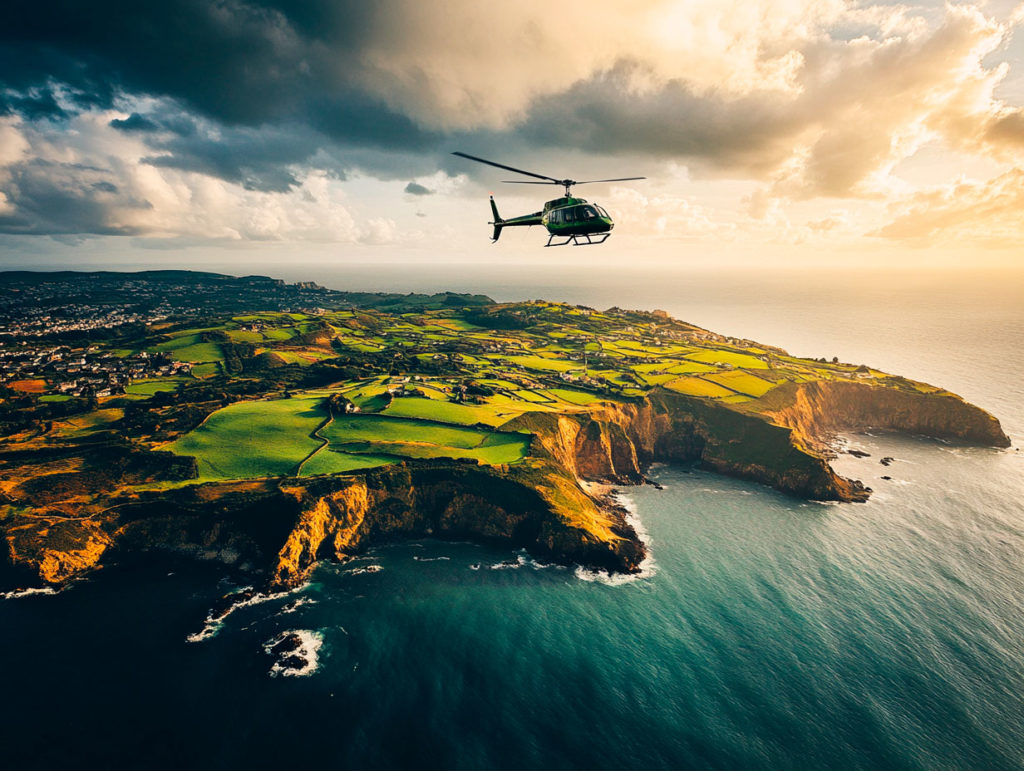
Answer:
[3,376,1008,593]
[511,383,1008,503]
[754,380,1011,449]
[3,460,644,592]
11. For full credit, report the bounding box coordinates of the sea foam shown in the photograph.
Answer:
[1,586,58,600]
[186,586,297,643]
[574,492,657,586]
[263,629,324,677]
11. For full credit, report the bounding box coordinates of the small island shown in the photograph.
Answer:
[0,271,1010,595]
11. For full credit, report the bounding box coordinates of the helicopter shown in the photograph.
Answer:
[452,151,644,247]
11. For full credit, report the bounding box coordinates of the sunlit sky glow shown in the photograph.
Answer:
[1,1,1023,272]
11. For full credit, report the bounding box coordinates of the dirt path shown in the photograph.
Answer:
[295,403,335,476]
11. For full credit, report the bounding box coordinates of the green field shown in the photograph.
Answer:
[271,350,332,365]
[263,328,295,341]
[666,361,718,375]
[505,355,579,373]
[148,332,226,363]
[166,392,531,479]
[635,372,678,386]
[166,397,327,479]
[383,396,511,426]
[510,389,552,403]
[38,393,71,403]
[226,330,263,343]
[70,301,880,483]
[325,415,490,449]
[546,388,604,406]
[125,378,186,396]
[191,362,221,378]
[701,370,777,397]
[298,449,395,476]
[665,377,738,398]
[322,415,529,465]
[171,342,224,363]
[684,349,770,369]
[149,333,201,352]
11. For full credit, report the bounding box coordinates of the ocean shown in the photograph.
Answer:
[3,266,1023,770]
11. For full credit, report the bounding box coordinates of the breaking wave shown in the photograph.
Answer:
[263,629,324,677]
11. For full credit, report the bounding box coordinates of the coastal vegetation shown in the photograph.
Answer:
[0,273,1010,593]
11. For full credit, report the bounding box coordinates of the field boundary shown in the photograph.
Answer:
[295,401,335,476]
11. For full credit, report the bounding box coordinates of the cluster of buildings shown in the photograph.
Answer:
[0,307,170,337]
[0,346,191,398]
[0,280,176,336]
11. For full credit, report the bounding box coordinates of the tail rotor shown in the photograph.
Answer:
[489,196,504,242]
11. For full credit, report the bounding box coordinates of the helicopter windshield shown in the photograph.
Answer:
[568,205,598,220]
[552,205,608,223]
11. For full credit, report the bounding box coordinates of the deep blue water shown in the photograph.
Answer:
[2,268,1023,770]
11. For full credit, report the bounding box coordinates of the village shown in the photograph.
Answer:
[0,345,192,398]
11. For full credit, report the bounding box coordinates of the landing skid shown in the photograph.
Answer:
[545,233,612,247]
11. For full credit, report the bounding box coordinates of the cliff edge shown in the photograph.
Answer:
[3,376,1009,593]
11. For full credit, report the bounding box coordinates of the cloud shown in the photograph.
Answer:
[109,112,164,133]
[605,186,738,241]
[0,112,378,242]
[1,0,1023,249]
[515,4,1020,202]
[873,167,1024,246]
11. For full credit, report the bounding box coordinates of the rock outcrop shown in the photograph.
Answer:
[755,380,1011,450]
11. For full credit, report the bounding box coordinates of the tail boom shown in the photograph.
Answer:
[486,196,542,242]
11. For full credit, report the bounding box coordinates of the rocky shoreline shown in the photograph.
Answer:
[1,380,1011,595]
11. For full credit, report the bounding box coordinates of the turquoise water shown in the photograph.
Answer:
[2,268,1023,769]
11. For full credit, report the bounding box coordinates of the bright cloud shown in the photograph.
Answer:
[0,0,1023,258]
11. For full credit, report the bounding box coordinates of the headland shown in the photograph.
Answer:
[0,271,1009,594]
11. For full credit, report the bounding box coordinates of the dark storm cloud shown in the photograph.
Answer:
[109,113,161,132]
[138,119,330,193]
[0,1,435,146]
[514,62,808,179]
[2,0,1019,244]
[0,89,65,121]
[0,0,449,230]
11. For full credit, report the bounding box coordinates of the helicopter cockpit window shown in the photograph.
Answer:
[595,206,609,218]
[564,208,575,222]
[582,206,598,219]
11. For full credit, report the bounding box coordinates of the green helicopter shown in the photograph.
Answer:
[452,151,644,247]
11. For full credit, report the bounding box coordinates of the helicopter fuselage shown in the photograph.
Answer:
[452,150,641,246]
[490,196,614,246]
[542,197,614,236]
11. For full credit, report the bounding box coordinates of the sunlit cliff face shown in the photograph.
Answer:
[1,1,1023,267]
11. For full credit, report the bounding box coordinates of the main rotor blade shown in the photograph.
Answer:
[500,180,558,185]
[574,177,647,184]
[452,151,559,183]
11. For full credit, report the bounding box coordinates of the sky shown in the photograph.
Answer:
[1,0,1024,274]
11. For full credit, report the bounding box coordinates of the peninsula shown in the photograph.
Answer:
[0,271,1010,594]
